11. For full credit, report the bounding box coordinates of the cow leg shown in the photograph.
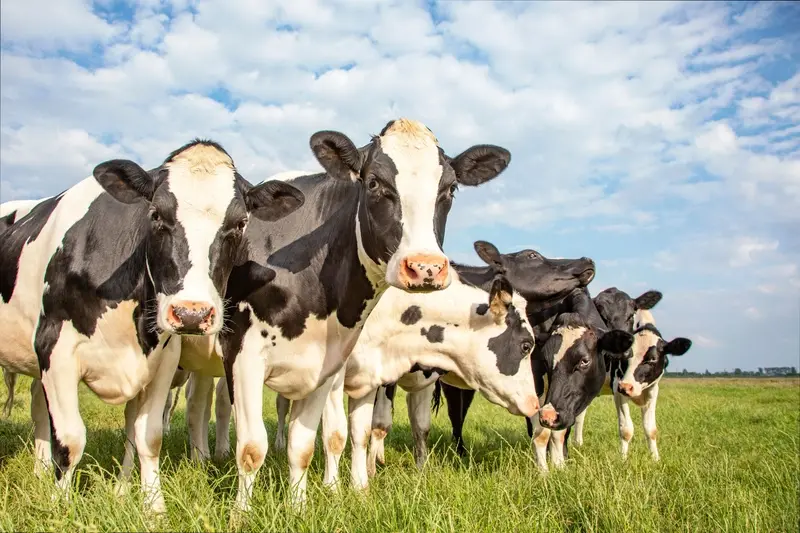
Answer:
[531,416,550,472]
[368,384,395,476]
[614,392,634,459]
[30,378,52,477]
[573,408,586,446]
[274,394,290,452]
[322,369,347,490]
[162,389,174,435]
[641,383,660,461]
[287,375,337,508]
[231,348,268,514]
[115,397,138,497]
[186,373,215,461]
[214,378,232,460]
[132,339,180,514]
[443,383,474,456]
[3,369,16,418]
[349,389,377,491]
[407,384,434,470]
[548,429,567,468]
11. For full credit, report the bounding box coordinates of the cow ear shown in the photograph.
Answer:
[310,131,362,182]
[598,330,634,357]
[664,337,692,356]
[474,240,503,268]
[93,159,155,204]
[634,290,662,310]
[451,144,511,186]
[488,275,514,325]
[225,261,276,303]
[246,180,305,221]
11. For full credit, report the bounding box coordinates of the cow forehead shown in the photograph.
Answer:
[163,146,238,220]
[632,330,660,358]
[378,122,444,185]
[552,326,587,368]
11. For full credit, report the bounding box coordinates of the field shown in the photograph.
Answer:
[1,377,798,532]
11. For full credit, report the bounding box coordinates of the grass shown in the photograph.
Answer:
[1,376,798,532]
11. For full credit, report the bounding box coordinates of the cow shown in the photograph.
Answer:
[573,287,691,460]
[1,198,46,418]
[361,242,598,472]
[416,241,598,457]
[0,140,305,513]
[120,119,511,512]
[259,269,538,491]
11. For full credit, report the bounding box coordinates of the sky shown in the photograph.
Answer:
[1,0,798,372]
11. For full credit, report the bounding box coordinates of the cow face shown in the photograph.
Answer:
[310,118,510,292]
[473,241,595,301]
[593,287,662,332]
[464,275,539,417]
[93,140,304,336]
[538,313,633,429]
[615,324,692,398]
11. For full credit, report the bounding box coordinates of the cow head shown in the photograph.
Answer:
[614,323,692,398]
[93,140,305,336]
[593,287,662,332]
[473,240,595,301]
[310,118,510,292]
[538,313,633,430]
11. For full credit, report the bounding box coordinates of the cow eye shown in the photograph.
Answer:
[367,178,380,192]
[236,219,247,232]
[527,251,541,260]
[149,209,161,223]
[521,341,533,354]
[449,183,458,196]
[579,358,591,369]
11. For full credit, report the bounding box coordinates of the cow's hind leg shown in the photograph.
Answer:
[321,369,347,490]
[368,384,395,476]
[350,389,377,491]
[3,369,16,418]
[407,384,434,470]
[274,394,290,452]
[214,378,232,460]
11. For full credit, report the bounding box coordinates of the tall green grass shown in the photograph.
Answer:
[1,377,797,532]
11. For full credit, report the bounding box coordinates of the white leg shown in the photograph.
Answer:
[573,408,586,447]
[185,373,214,461]
[132,338,181,514]
[287,375,336,508]
[549,429,567,469]
[368,385,394,477]
[115,397,138,497]
[3,369,16,418]
[531,417,551,472]
[641,384,660,461]
[349,389,377,491]
[614,392,634,459]
[407,385,434,470]
[274,394,290,452]
[29,379,52,477]
[231,348,268,513]
[214,377,232,460]
[321,369,347,490]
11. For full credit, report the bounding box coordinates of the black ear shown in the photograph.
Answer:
[310,131,362,181]
[246,180,305,222]
[93,159,155,204]
[664,337,692,356]
[225,261,276,303]
[598,330,634,356]
[1,211,17,230]
[488,274,514,324]
[634,290,662,310]
[474,240,503,268]
[451,144,511,186]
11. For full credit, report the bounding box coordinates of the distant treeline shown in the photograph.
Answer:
[666,366,798,378]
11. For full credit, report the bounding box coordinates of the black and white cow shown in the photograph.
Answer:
[531,291,634,470]
[149,119,510,511]
[575,288,692,460]
[364,241,598,471]
[0,140,304,512]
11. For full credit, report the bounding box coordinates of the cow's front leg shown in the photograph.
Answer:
[133,337,181,514]
[231,344,268,513]
[614,392,634,459]
[214,378,232,460]
[641,384,660,461]
[185,373,215,461]
[115,397,137,497]
[287,375,337,508]
[3,369,17,418]
[29,379,52,477]
[349,388,377,491]
[274,394,290,452]
[322,369,347,491]
[573,408,586,446]
[548,429,567,469]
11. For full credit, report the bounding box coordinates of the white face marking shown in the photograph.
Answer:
[633,309,654,330]
[551,326,587,369]
[155,145,237,335]
[619,328,661,397]
[379,120,451,289]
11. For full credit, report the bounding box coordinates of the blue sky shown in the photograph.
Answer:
[1,0,798,372]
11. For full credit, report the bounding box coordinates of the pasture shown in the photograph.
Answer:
[1,377,797,532]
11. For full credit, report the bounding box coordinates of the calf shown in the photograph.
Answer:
[265,271,537,491]
[531,293,634,470]
[168,119,510,511]
[0,140,304,512]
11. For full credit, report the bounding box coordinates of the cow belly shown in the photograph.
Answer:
[0,304,39,376]
[398,371,439,392]
[440,373,471,390]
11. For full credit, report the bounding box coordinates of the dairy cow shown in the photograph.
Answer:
[0,141,304,512]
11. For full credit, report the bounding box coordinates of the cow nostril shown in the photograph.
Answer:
[402,259,419,281]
